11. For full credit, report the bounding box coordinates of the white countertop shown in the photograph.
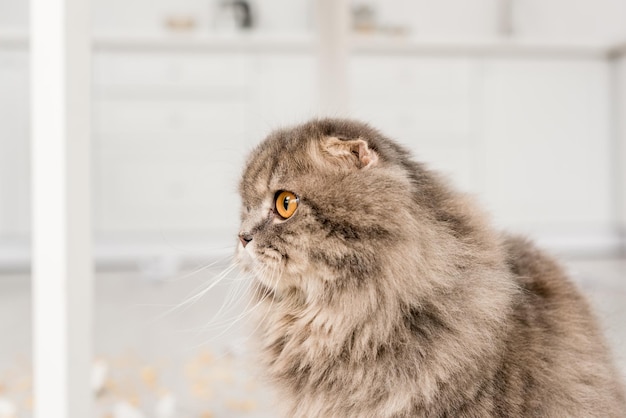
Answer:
[0,28,28,49]
[351,35,614,58]
[609,42,626,59]
[2,29,625,58]
[92,31,316,52]
[0,30,316,52]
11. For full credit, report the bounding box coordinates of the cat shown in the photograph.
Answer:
[235,118,626,417]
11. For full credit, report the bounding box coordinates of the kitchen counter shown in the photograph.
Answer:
[93,31,315,52]
[0,29,28,49]
[1,30,623,58]
[351,35,613,58]
[609,42,626,59]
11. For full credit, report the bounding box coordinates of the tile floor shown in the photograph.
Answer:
[0,256,624,418]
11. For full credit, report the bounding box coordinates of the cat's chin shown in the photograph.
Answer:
[235,248,258,277]
[236,243,320,296]
[236,248,281,290]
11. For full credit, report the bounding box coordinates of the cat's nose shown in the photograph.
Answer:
[239,232,253,248]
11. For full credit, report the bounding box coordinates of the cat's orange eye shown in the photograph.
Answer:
[275,191,299,219]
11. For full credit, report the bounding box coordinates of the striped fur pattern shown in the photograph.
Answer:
[236,119,625,417]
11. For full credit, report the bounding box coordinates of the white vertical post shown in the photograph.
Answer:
[31,0,93,417]
[316,0,350,115]
[616,54,626,253]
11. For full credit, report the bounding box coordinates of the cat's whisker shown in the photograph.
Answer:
[208,260,246,312]
[238,265,281,343]
[162,252,235,283]
[153,261,240,321]
[183,263,265,334]
[200,263,279,338]
[135,254,236,311]
[163,255,236,307]
[188,264,253,336]
[226,261,260,304]
[185,264,273,345]
[205,264,273,332]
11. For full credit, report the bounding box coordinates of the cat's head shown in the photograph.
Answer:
[236,118,474,300]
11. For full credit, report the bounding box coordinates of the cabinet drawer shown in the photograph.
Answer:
[94,150,245,233]
[479,58,612,226]
[350,56,473,98]
[248,53,318,130]
[94,52,248,88]
[350,56,473,140]
[0,51,28,69]
[94,100,248,139]
[352,102,470,144]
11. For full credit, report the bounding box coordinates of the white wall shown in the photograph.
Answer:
[91,49,317,242]
[478,58,612,231]
[4,0,626,40]
[92,0,314,34]
[0,0,314,33]
[362,0,626,41]
[349,52,616,252]
[514,0,626,42]
[364,0,502,38]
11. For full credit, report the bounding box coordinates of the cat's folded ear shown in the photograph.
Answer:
[321,137,379,169]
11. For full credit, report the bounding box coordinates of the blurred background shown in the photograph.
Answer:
[0,0,625,417]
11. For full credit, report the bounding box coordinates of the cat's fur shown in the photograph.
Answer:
[236,118,626,417]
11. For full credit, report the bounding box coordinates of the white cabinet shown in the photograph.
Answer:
[249,52,318,132]
[350,55,477,191]
[92,52,252,238]
[0,44,319,247]
[94,52,249,92]
[479,58,612,232]
[94,149,245,233]
[0,39,619,255]
[350,56,474,141]
[0,51,29,239]
[350,53,614,244]
[91,50,318,239]
[94,100,248,139]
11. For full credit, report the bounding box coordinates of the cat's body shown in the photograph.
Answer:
[236,119,625,417]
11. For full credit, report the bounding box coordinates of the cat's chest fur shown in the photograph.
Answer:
[255,284,509,417]
[254,250,625,418]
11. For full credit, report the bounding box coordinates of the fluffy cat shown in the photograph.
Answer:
[236,118,625,417]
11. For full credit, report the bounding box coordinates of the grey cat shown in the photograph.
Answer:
[236,118,626,417]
